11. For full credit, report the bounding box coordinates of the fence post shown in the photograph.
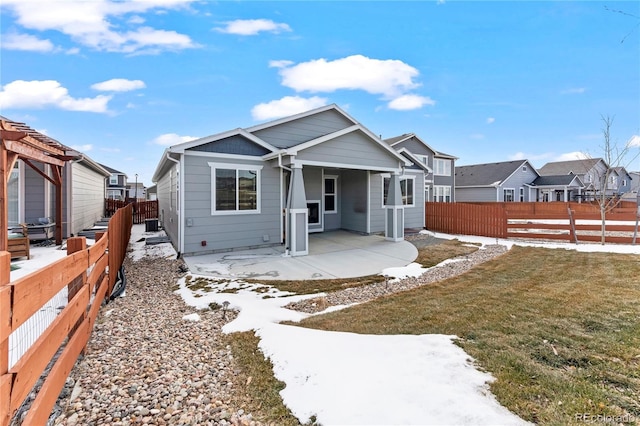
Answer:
[0,251,12,426]
[67,237,87,341]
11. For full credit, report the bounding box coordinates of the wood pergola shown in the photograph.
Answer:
[0,117,76,251]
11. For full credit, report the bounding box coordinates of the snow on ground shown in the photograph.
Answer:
[13,225,640,425]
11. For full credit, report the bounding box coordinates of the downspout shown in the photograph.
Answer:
[165,152,183,256]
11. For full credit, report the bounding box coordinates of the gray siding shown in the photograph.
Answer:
[340,170,368,233]
[403,172,425,229]
[455,187,497,202]
[297,131,401,169]
[69,161,106,236]
[369,171,425,232]
[501,167,538,201]
[24,163,47,223]
[252,109,354,149]
[394,139,435,158]
[157,165,180,253]
[182,154,281,255]
[370,172,384,233]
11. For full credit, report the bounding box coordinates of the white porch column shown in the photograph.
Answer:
[287,164,308,256]
[385,172,404,242]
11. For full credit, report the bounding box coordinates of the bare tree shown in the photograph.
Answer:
[589,115,640,244]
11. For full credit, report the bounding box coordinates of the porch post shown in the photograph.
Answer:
[288,164,308,256]
[385,172,404,242]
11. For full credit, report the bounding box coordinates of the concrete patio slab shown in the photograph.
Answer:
[183,230,418,281]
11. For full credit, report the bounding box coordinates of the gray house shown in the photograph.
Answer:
[530,174,585,202]
[101,164,128,200]
[152,104,423,257]
[384,133,457,202]
[455,160,539,202]
[537,158,626,200]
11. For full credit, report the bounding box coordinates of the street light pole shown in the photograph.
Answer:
[135,173,138,201]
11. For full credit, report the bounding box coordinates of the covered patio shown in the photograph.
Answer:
[183,230,418,281]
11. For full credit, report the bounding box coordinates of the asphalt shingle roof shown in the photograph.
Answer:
[455,160,529,187]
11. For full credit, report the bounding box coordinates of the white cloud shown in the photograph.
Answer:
[554,151,592,162]
[269,59,294,68]
[91,79,146,92]
[216,19,292,36]
[71,144,93,152]
[387,94,435,111]
[625,135,640,148]
[100,147,121,153]
[1,0,197,54]
[486,117,495,124]
[152,133,198,146]
[1,32,54,52]
[277,55,421,98]
[560,87,586,95]
[469,133,485,140]
[251,96,328,121]
[0,80,112,113]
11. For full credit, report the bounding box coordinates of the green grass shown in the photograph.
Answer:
[296,246,640,425]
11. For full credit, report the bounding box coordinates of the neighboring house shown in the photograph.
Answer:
[146,184,157,201]
[530,174,585,202]
[152,104,420,257]
[384,133,457,202]
[539,159,634,199]
[3,116,110,239]
[101,164,128,200]
[455,160,539,202]
[128,182,146,201]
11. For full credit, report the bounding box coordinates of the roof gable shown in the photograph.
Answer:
[187,134,271,156]
[385,133,457,159]
[538,158,606,176]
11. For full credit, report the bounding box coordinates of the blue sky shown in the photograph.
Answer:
[1,0,639,187]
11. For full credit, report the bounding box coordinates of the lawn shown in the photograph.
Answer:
[297,246,640,425]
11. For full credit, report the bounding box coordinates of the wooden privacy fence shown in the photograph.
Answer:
[105,199,158,224]
[1,204,133,426]
[426,202,640,244]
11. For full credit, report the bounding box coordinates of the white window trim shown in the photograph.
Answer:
[109,175,118,185]
[433,185,451,202]
[381,174,416,208]
[208,162,263,215]
[503,188,515,202]
[434,159,451,176]
[323,175,338,214]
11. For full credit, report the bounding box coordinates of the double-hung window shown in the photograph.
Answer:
[382,175,415,207]
[209,163,262,214]
[434,159,451,176]
[433,185,451,202]
[503,188,515,202]
[324,176,338,214]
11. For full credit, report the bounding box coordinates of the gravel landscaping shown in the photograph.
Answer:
[53,256,262,426]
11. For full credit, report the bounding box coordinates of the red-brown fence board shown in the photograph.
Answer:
[426,201,640,245]
[105,199,157,224]
[1,198,133,426]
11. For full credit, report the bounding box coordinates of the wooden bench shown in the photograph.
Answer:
[8,225,30,259]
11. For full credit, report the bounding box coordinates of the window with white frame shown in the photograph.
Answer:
[324,176,338,214]
[503,188,515,202]
[109,175,118,185]
[434,159,451,176]
[433,185,451,202]
[424,185,430,203]
[209,163,262,214]
[519,187,525,202]
[383,176,415,207]
[414,154,429,167]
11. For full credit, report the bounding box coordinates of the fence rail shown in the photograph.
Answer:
[1,204,133,426]
[426,202,640,244]
[105,199,158,224]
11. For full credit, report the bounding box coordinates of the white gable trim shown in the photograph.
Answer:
[396,147,432,173]
[246,103,357,133]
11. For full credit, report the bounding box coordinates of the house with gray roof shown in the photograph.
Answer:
[455,160,539,202]
[152,104,421,257]
[385,133,457,203]
[538,158,631,199]
[530,174,585,202]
